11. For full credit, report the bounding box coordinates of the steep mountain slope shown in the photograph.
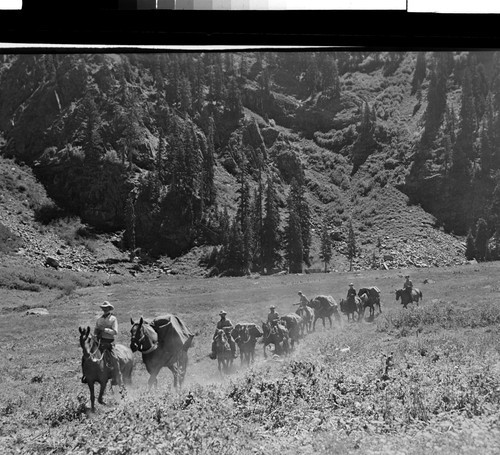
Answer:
[1,51,492,275]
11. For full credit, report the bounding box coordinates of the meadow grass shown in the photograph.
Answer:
[1,263,500,454]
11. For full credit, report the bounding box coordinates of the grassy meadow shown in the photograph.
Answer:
[1,262,500,454]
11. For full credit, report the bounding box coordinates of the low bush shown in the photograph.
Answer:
[0,263,98,292]
[377,300,500,332]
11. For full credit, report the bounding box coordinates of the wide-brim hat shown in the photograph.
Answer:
[270,305,276,309]
[405,275,410,278]
[349,283,354,286]
[99,301,114,311]
[219,310,227,316]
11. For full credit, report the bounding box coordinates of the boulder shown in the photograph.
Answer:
[45,256,60,269]
[26,308,49,316]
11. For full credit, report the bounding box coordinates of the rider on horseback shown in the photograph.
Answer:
[403,275,413,302]
[297,291,309,309]
[268,305,286,338]
[210,311,237,360]
[347,283,357,302]
[82,301,122,385]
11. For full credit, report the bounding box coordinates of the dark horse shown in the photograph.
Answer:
[307,295,341,330]
[358,287,382,314]
[396,288,423,309]
[261,321,290,359]
[214,329,234,374]
[339,296,362,322]
[79,326,134,412]
[280,313,302,349]
[232,323,263,367]
[130,315,194,389]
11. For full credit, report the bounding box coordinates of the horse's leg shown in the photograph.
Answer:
[88,382,96,412]
[97,380,106,405]
[148,369,160,390]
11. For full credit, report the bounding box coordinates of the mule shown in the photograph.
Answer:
[261,321,290,359]
[396,288,423,309]
[307,295,341,330]
[213,329,234,374]
[280,313,302,350]
[79,326,134,412]
[130,315,193,389]
[339,296,361,322]
[232,323,262,367]
[359,292,374,319]
[358,287,382,314]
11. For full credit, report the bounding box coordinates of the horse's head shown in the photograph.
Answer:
[130,317,158,353]
[215,329,230,349]
[79,326,98,357]
[395,289,402,300]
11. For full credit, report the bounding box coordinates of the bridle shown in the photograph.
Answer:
[80,334,104,362]
[131,323,158,355]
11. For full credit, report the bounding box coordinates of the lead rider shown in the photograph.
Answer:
[82,301,122,386]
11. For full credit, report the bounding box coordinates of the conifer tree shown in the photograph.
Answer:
[411,52,427,95]
[422,53,448,145]
[262,175,281,274]
[250,177,264,272]
[465,228,476,260]
[319,222,333,273]
[124,191,137,259]
[236,164,253,269]
[347,218,356,271]
[220,220,247,276]
[490,174,500,238]
[456,67,476,162]
[201,116,217,206]
[285,210,303,273]
[474,217,490,261]
[351,101,376,174]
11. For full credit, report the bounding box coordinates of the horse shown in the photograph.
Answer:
[339,296,361,322]
[130,315,194,389]
[280,313,302,349]
[307,295,341,330]
[359,292,374,319]
[358,287,382,314]
[396,288,423,309]
[295,305,314,335]
[213,328,234,374]
[261,321,290,359]
[79,326,134,412]
[232,323,263,367]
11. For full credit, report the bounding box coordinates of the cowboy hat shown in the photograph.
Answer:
[219,310,227,316]
[270,305,276,309]
[99,301,114,311]
[349,283,354,286]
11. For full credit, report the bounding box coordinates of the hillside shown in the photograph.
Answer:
[2,51,497,276]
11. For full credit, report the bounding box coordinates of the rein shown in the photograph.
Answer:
[81,336,104,362]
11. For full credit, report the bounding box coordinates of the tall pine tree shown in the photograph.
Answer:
[262,174,281,274]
